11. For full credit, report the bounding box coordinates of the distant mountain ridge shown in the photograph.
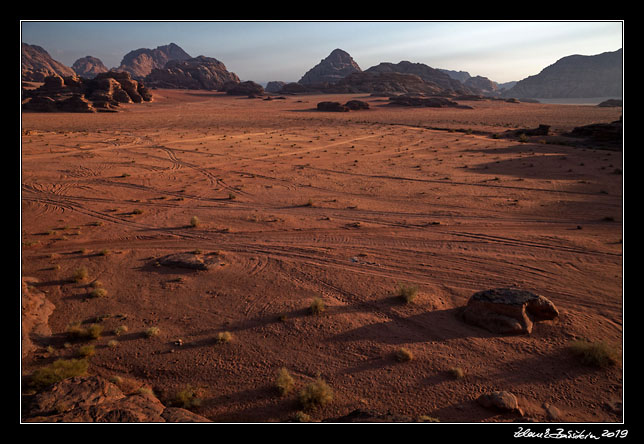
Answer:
[502,49,622,99]
[116,43,192,80]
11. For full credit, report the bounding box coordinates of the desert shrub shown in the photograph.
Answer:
[89,287,107,298]
[144,327,160,338]
[77,345,95,358]
[30,358,89,390]
[72,267,88,283]
[190,216,200,227]
[293,411,312,422]
[395,284,418,304]
[172,385,202,409]
[216,331,232,343]
[66,323,103,340]
[448,367,465,379]
[114,325,129,336]
[394,347,414,362]
[309,297,325,315]
[569,340,620,368]
[275,367,295,396]
[298,378,333,410]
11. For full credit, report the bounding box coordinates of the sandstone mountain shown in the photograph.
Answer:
[365,61,477,95]
[72,56,109,79]
[464,75,499,95]
[145,56,241,90]
[22,42,76,82]
[116,43,192,80]
[298,48,362,85]
[503,48,622,99]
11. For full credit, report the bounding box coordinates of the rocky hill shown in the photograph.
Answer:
[503,48,622,99]
[22,43,76,82]
[145,56,240,90]
[72,56,109,79]
[298,49,362,85]
[116,43,192,80]
[365,61,476,95]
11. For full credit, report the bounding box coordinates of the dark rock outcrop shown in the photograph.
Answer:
[145,56,240,91]
[116,43,192,80]
[461,288,559,334]
[387,95,473,109]
[597,99,622,107]
[502,49,622,99]
[22,43,76,82]
[23,376,211,423]
[464,75,499,95]
[299,48,362,85]
[565,117,622,150]
[223,80,264,96]
[22,71,152,113]
[317,101,349,112]
[72,56,109,79]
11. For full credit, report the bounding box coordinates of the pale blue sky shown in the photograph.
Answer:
[20,21,623,84]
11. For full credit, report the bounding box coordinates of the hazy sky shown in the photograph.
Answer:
[20,21,623,84]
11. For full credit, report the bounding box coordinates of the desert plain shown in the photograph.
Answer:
[21,90,623,423]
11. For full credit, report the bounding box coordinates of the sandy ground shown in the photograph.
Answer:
[21,90,623,423]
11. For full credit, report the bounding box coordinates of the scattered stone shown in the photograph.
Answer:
[461,288,559,334]
[477,391,523,415]
[388,95,473,109]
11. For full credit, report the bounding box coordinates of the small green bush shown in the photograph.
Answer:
[30,358,89,390]
[299,378,333,410]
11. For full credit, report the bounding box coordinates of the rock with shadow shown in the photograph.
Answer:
[461,288,559,335]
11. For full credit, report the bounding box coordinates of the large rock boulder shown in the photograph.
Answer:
[223,80,264,96]
[477,391,523,415]
[461,288,559,334]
